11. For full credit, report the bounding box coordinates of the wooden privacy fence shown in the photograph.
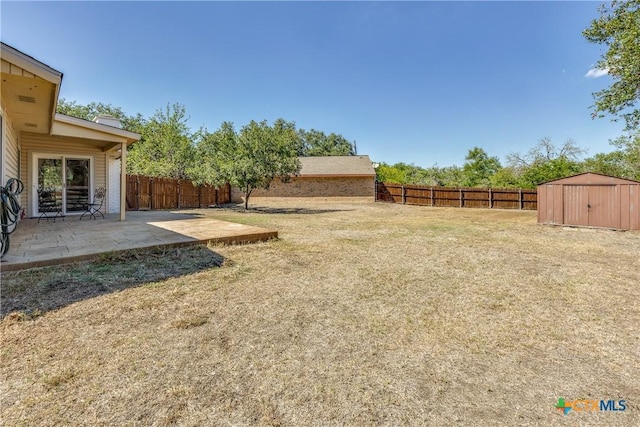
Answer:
[375,182,537,210]
[126,175,231,210]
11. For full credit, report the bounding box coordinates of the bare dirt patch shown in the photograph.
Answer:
[1,200,638,426]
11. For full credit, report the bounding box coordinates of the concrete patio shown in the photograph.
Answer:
[1,210,277,271]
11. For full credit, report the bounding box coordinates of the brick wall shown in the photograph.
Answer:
[231,176,375,202]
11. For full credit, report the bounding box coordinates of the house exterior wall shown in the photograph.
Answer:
[21,132,107,217]
[231,176,375,203]
[1,101,20,186]
[108,156,121,213]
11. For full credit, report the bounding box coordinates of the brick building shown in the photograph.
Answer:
[231,155,376,202]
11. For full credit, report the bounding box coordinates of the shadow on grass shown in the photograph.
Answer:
[216,203,353,215]
[0,245,226,320]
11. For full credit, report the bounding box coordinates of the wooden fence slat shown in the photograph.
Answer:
[375,182,537,211]
[126,175,231,211]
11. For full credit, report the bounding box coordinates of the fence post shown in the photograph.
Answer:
[518,188,522,210]
[488,188,492,209]
[459,189,463,208]
[402,185,406,204]
[150,178,154,210]
[177,181,180,209]
[136,176,140,211]
[430,187,434,206]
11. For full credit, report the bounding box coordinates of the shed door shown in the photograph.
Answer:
[563,185,619,229]
[563,186,589,226]
[588,185,618,228]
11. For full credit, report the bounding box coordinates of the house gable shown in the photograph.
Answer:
[1,42,62,135]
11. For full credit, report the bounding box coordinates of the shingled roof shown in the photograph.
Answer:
[297,156,376,177]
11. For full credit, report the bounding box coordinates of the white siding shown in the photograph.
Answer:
[108,156,121,213]
[21,132,107,218]
[1,102,20,186]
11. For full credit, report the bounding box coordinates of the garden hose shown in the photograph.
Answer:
[1,178,24,259]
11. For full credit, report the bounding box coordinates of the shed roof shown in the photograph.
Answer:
[538,172,640,186]
[298,155,376,177]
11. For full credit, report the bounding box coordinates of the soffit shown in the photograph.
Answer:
[1,59,57,134]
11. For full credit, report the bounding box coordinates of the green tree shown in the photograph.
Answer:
[507,138,586,187]
[190,122,235,187]
[374,162,429,184]
[299,129,356,156]
[127,103,195,179]
[437,165,464,187]
[489,167,521,188]
[375,162,467,187]
[375,162,405,183]
[609,131,640,179]
[507,137,585,168]
[583,0,640,130]
[196,119,301,210]
[462,147,501,187]
[415,165,443,186]
[582,150,630,177]
[520,157,582,188]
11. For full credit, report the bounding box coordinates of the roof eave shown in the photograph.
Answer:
[0,42,63,85]
[49,77,62,134]
[1,42,64,133]
[54,113,141,143]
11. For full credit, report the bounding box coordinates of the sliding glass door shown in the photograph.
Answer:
[34,155,92,216]
[37,158,64,217]
[65,159,90,212]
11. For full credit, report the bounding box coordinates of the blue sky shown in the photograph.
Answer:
[1,1,623,167]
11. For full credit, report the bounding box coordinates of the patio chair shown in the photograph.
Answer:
[80,187,106,220]
[37,187,64,223]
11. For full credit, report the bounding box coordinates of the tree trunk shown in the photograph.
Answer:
[244,187,250,210]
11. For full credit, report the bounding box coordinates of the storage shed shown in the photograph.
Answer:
[538,173,640,230]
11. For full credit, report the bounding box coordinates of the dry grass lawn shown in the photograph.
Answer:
[1,200,638,426]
